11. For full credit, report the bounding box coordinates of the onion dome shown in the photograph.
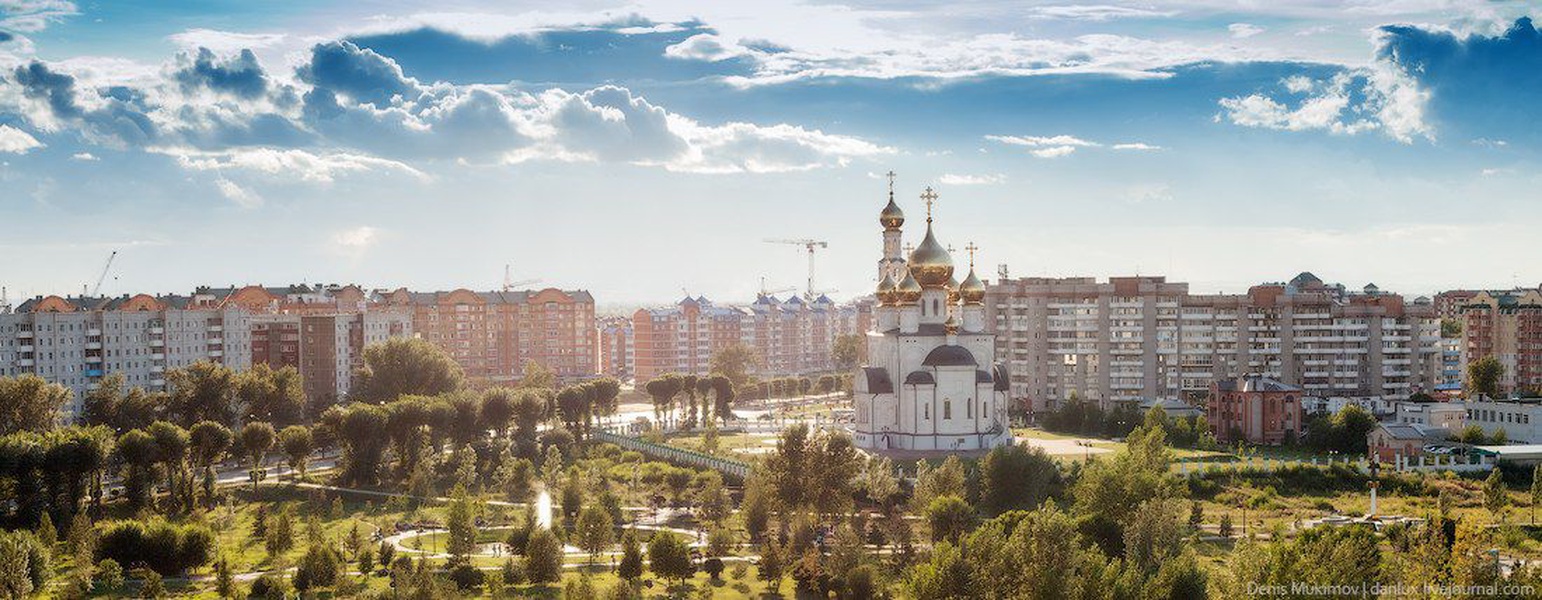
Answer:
[944,311,961,334]
[880,195,906,230]
[895,269,923,304]
[907,223,954,288]
[959,267,986,304]
[875,271,899,306]
[946,275,961,305]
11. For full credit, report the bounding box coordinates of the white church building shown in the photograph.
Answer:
[852,180,1013,453]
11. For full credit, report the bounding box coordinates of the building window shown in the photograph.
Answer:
[943,400,952,420]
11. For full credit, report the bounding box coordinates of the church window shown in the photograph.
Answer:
[933,299,940,314]
[924,404,930,419]
[943,400,952,420]
[966,399,972,418]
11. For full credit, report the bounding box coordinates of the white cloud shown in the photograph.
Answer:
[985,134,1098,148]
[214,178,263,208]
[69,152,95,160]
[167,29,287,53]
[663,33,750,62]
[1219,67,1426,142]
[0,124,42,153]
[0,0,76,32]
[1112,142,1161,151]
[1123,183,1172,204]
[938,173,1005,185]
[1229,23,1265,39]
[330,225,379,257]
[1030,146,1078,158]
[172,148,427,183]
[1026,5,1178,21]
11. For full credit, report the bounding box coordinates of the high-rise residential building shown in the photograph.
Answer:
[597,316,634,379]
[986,272,1443,414]
[382,288,597,384]
[630,294,869,383]
[0,293,253,418]
[1457,290,1542,396]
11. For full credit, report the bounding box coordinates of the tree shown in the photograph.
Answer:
[708,342,758,391]
[741,477,771,542]
[115,429,161,511]
[1122,499,1186,575]
[648,531,696,586]
[979,443,1061,515]
[446,485,477,560]
[703,557,725,580]
[0,374,70,435]
[277,425,313,480]
[758,541,785,592]
[517,360,557,390]
[761,423,860,516]
[293,537,342,593]
[1469,355,1505,399]
[189,421,232,507]
[617,529,644,581]
[926,495,974,543]
[352,338,465,403]
[238,422,276,491]
[328,403,389,485]
[525,527,563,584]
[481,388,517,439]
[1532,464,1542,525]
[575,504,614,565]
[98,520,215,575]
[708,375,735,424]
[913,456,966,511]
[905,541,968,600]
[1441,318,1463,338]
[148,421,190,512]
[831,334,864,370]
[1485,467,1509,519]
[236,363,307,427]
[166,361,239,427]
[82,372,126,432]
[644,375,682,427]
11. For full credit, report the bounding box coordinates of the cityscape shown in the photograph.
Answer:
[4,1,1542,598]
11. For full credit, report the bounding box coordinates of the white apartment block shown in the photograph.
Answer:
[0,294,252,418]
[1464,399,1542,443]
[986,273,1443,413]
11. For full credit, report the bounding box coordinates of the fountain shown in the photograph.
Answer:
[535,488,554,529]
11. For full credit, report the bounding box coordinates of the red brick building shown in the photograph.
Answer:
[383,288,597,384]
[1207,375,1302,445]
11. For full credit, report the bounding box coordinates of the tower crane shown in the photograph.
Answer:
[91,251,118,297]
[758,276,797,298]
[764,238,828,300]
[502,264,542,292]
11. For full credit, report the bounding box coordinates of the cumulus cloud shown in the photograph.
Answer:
[938,173,1004,185]
[297,40,419,106]
[214,178,263,208]
[331,225,379,257]
[0,123,42,153]
[173,148,426,183]
[1217,70,1412,140]
[69,151,94,160]
[171,48,270,99]
[664,33,750,62]
[0,0,76,33]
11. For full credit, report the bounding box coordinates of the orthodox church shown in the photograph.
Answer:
[852,178,1013,453]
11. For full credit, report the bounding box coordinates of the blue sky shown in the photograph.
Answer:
[2,1,1541,309]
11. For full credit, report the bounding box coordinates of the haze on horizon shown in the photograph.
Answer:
[3,1,1542,307]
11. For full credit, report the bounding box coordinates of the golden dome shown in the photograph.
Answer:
[895,269,923,304]
[880,195,905,230]
[960,267,986,304]
[946,275,961,305]
[875,271,899,306]
[907,223,953,288]
[944,311,960,334]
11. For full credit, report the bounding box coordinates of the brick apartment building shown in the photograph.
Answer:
[986,272,1443,414]
[597,316,633,379]
[383,288,597,384]
[631,294,870,383]
[1459,290,1542,396]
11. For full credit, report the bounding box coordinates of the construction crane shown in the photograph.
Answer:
[91,251,118,297]
[502,264,541,292]
[764,238,828,300]
[758,276,797,298]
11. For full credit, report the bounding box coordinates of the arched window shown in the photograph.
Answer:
[943,400,952,420]
[924,404,930,419]
[933,299,940,314]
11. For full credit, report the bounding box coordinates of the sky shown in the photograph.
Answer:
[3,1,1542,310]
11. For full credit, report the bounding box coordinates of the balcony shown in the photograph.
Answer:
[17,329,33,339]
[85,341,102,350]
[85,356,101,364]
[149,326,164,335]
[209,324,223,333]
[17,344,32,352]
[149,339,164,347]
[152,353,165,361]
[87,328,101,337]
[17,358,34,367]
[209,349,224,358]
[208,337,223,345]
[150,365,164,374]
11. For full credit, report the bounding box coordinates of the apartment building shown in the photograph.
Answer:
[0,293,253,418]
[986,272,1443,414]
[597,316,634,380]
[630,294,870,383]
[1458,290,1542,396]
[383,288,597,384]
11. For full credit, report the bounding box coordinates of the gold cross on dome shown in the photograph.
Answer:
[885,170,896,195]
[904,242,915,254]
[920,186,938,222]
[965,242,979,268]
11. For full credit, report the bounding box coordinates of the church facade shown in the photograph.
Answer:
[852,180,1013,453]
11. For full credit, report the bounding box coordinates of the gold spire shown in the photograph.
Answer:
[876,271,899,305]
[960,241,986,304]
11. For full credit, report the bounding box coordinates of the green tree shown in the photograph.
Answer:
[1441,318,1463,338]
[166,361,239,427]
[1532,464,1542,525]
[0,373,72,435]
[1485,468,1509,519]
[446,485,477,560]
[979,443,1061,515]
[708,342,758,391]
[525,527,563,584]
[926,495,975,543]
[481,388,517,439]
[906,541,968,600]
[913,456,967,511]
[1469,355,1505,399]
[617,529,644,581]
[518,360,557,390]
[648,531,696,586]
[114,429,160,511]
[352,338,465,403]
[189,421,232,507]
[575,504,614,565]
[277,425,313,480]
[831,334,865,370]
[236,363,307,427]
[758,541,785,593]
[148,421,190,512]
[238,421,276,491]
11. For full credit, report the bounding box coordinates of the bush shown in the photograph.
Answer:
[703,557,725,580]
[98,520,215,576]
[249,573,292,600]
[448,561,485,590]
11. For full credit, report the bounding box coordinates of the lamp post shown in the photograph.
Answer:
[1367,459,1381,518]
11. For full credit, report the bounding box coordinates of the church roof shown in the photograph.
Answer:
[922,345,977,367]
[904,371,935,385]
[861,367,893,394]
[992,363,1010,392]
[975,369,993,383]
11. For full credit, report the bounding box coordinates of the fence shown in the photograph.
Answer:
[594,430,752,481]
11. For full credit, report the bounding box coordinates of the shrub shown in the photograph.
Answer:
[249,572,292,600]
[98,520,215,576]
[448,561,485,590]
